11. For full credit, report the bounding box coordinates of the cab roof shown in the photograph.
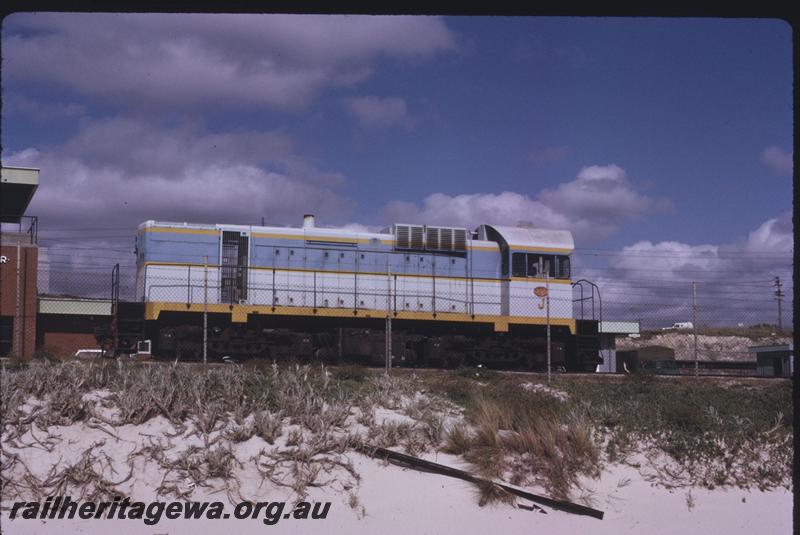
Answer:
[482,225,574,252]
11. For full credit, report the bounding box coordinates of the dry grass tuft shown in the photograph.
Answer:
[475,480,516,507]
[224,420,256,443]
[253,410,283,444]
[442,422,473,455]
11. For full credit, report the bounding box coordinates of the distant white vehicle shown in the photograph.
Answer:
[662,322,693,331]
[73,340,153,360]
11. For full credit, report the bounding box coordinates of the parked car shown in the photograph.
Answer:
[662,322,693,331]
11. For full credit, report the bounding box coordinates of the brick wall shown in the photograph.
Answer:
[40,332,100,358]
[37,314,107,358]
[0,243,38,357]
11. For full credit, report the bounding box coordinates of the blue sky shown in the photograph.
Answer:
[1,14,793,324]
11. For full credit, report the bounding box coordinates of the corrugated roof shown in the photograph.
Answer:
[599,321,640,334]
[39,297,112,316]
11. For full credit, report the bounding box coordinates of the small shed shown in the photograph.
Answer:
[596,321,640,373]
[748,343,793,377]
[36,296,112,357]
[616,345,676,373]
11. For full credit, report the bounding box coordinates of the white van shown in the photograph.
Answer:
[662,322,693,331]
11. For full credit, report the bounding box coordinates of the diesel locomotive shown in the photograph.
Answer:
[99,215,601,371]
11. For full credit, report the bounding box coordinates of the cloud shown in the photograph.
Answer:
[4,93,87,121]
[3,117,355,231]
[380,164,670,244]
[344,96,416,130]
[597,211,792,284]
[581,211,792,328]
[3,14,457,111]
[760,146,793,175]
[382,192,568,229]
[338,222,382,233]
[538,165,672,237]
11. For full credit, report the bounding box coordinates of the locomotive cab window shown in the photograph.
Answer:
[512,253,526,277]
[542,255,555,278]
[512,253,571,279]
[556,256,570,279]
[527,254,541,277]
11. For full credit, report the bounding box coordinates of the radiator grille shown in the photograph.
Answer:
[410,225,424,249]
[453,229,466,252]
[395,225,410,249]
[426,227,440,250]
[393,224,467,253]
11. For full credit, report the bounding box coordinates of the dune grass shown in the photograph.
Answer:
[429,369,792,499]
[1,359,792,509]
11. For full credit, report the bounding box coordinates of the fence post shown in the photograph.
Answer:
[546,270,551,384]
[14,243,21,357]
[385,267,392,375]
[692,281,698,378]
[203,256,208,366]
[432,261,436,316]
[774,276,783,331]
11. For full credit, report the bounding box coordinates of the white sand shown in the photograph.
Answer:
[1,394,791,534]
[519,382,570,401]
[2,422,792,534]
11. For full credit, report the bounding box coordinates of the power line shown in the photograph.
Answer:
[575,248,792,257]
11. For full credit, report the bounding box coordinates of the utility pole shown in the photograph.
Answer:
[774,276,783,331]
[385,267,392,374]
[692,281,698,378]
[546,270,551,385]
[14,243,21,357]
[203,256,208,366]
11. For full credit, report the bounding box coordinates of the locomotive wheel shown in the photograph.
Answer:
[176,339,200,360]
[403,348,418,367]
[445,353,464,368]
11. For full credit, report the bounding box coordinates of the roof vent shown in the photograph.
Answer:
[410,225,424,249]
[303,214,315,229]
[395,225,411,248]
[394,224,467,252]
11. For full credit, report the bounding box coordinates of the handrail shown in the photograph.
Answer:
[571,279,602,328]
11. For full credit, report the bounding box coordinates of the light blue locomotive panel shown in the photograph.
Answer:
[137,221,573,324]
[248,236,499,281]
[138,230,220,266]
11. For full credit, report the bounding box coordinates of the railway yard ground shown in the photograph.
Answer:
[0,357,793,534]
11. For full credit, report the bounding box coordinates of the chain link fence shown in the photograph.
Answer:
[2,251,792,368]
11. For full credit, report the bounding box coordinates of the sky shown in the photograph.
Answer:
[0,14,793,327]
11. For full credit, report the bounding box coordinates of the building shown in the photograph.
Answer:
[0,166,39,358]
[749,343,794,377]
[616,345,676,373]
[36,296,112,357]
[595,321,641,373]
